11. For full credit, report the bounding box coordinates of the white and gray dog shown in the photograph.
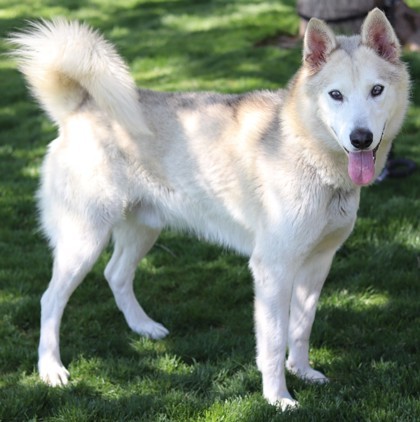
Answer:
[10,8,409,409]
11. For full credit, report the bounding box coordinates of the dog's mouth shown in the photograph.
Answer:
[341,124,385,186]
[343,141,381,162]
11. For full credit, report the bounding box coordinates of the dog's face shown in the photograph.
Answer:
[314,45,405,185]
[302,9,410,185]
[317,48,392,154]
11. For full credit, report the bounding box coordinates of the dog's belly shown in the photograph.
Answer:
[135,197,255,256]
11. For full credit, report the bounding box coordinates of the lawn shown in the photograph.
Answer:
[0,0,419,420]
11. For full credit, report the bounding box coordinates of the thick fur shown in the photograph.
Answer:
[10,9,409,410]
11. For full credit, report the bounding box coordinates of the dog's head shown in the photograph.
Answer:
[302,8,410,186]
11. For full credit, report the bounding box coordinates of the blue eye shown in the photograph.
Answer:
[329,90,343,101]
[371,84,384,97]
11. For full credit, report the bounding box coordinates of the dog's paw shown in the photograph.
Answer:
[277,397,299,411]
[132,319,169,340]
[266,393,299,411]
[264,386,299,411]
[39,357,70,387]
[286,362,329,384]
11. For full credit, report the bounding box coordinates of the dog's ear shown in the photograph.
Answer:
[361,8,401,63]
[303,18,337,73]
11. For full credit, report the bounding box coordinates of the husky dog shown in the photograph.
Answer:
[10,8,409,409]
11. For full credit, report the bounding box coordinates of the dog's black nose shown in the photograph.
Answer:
[350,128,373,150]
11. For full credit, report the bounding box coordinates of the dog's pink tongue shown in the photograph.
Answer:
[348,151,375,186]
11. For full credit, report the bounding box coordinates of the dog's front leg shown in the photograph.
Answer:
[286,248,335,383]
[249,254,299,410]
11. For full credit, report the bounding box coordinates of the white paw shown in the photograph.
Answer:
[286,362,329,384]
[266,393,299,411]
[132,319,169,340]
[39,357,70,387]
[277,397,300,411]
[264,387,299,411]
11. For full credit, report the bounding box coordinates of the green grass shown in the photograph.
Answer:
[0,0,419,420]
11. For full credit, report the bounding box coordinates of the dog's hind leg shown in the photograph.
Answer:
[104,217,169,340]
[38,218,111,387]
[286,249,336,383]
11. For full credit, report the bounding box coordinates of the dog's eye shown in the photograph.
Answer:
[371,84,384,97]
[329,90,343,101]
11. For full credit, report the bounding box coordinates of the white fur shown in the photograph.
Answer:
[9,18,151,135]
[10,9,409,410]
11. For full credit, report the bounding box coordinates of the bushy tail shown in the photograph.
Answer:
[9,18,150,135]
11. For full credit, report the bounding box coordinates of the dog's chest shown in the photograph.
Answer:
[314,188,360,252]
[327,188,359,226]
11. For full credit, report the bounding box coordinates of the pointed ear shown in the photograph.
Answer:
[303,18,337,73]
[361,8,401,63]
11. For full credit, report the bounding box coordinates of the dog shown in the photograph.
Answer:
[10,8,409,410]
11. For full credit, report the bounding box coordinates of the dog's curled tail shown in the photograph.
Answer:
[9,18,151,135]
